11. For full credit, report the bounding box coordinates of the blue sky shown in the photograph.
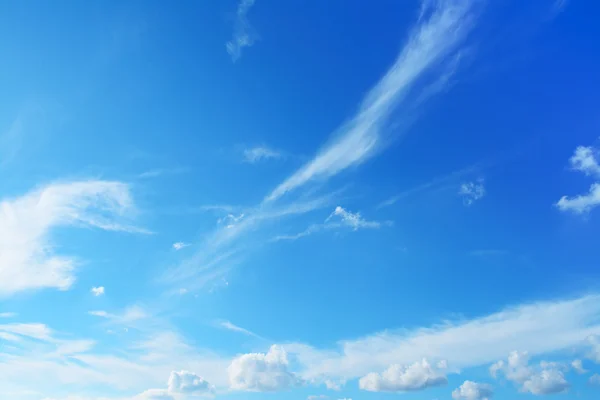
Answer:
[2,0,600,399]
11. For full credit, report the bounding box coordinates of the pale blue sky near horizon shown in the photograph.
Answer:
[1,0,600,399]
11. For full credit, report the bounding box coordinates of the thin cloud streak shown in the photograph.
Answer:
[266,0,480,203]
[226,0,257,62]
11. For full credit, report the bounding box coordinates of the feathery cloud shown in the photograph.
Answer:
[226,0,257,62]
[172,242,190,251]
[0,180,146,297]
[243,146,282,163]
[265,0,480,202]
[217,320,260,338]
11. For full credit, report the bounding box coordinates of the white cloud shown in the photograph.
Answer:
[284,295,600,386]
[586,335,600,362]
[217,320,260,338]
[0,323,53,341]
[167,370,214,395]
[134,389,174,400]
[307,395,328,400]
[91,287,105,297]
[590,373,600,385]
[326,206,382,230]
[0,312,16,318]
[226,0,256,62]
[459,179,485,206]
[243,146,282,163]
[273,206,387,241]
[569,145,600,177]
[228,345,302,391]
[359,359,447,392]
[571,359,587,374]
[324,379,344,391]
[172,242,190,251]
[0,180,145,297]
[490,351,569,395]
[452,380,493,400]
[88,306,148,326]
[556,182,600,214]
[265,0,479,202]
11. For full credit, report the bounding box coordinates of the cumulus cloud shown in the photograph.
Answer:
[490,351,569,395]
[228,345,302,392]
[226,0,257,62]
[556,143,600,214]
[459,179,485,206]
[359,359,447,392]
[243,146,282,163]
[0,180,145,297]
[91,286,105,296]
[265,0,480,202]
[167,370,214,395]
[452,380,493,400]
[556,183,600,214]
[569,145,600,177]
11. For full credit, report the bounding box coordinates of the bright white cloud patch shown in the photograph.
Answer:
[167,370,214,395]
[243,146,282,163]
[172,242,190,251]
[91,286,105,296]
[452,380,493,400]
[228,345,302,392]
[359,359,447,392]
[226,0,256,62]
[557,143,600,214]
[556,182,600,214]
[265,0,480,202]
[490,351,569,395]
[569,145,600,177]
[0,180,144,297]
[285,295,600,385]
[459,179,485,206]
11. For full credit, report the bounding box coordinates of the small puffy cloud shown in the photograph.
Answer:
[326,206,383,230]
[228,344,302,391]
[324,379,344,391]
[569,145,600,177]
[172,242,190,251]
[459,179,485,206]
[90,286,104,296]
[243,146,282,163]
[359,359,448,392]
[307,395,328,400]
[168,370,214,395]
[491,351,569,395]
[556,183,600,214]
[571,359,587,374]
[452,381,493,400]
[590,373,600,385]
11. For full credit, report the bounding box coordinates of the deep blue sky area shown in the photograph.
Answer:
[1,1,600,399]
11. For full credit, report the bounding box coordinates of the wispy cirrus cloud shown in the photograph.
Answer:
[284,294,600,386]
[459,179,486,206]
[216,320,261,339]
[265,0,481,202]
[0,180,147,297]
[243,146,283,163]
[226,0,257,62]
